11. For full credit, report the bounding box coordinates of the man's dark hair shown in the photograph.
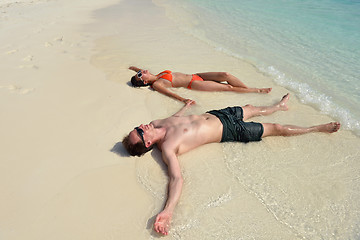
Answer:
[122,135,153,157]
[130,76,151,88]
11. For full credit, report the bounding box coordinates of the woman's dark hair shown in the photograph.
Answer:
[131,76,151,88]
[122,135,153,157]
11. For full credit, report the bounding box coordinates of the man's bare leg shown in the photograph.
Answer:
[242,93,290,120]
[262,122,341,137]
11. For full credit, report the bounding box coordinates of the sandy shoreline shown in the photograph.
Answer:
[1,0,153,239]
[1,0,360,239]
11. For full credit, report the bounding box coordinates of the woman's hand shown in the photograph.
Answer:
[128,66,140,72]
[183,99,196,105]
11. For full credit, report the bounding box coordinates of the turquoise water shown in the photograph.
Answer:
[161,0,360,135]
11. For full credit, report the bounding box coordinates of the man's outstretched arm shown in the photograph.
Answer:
[153,149,183,235]
[172,100,195,117]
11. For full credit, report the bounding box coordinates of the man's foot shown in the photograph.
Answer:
[259,88,272,93]
[276,93,290,111]
[317,122,341,133]
[154,211,172,236]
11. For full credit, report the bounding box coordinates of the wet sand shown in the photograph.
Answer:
[1,0,359,239]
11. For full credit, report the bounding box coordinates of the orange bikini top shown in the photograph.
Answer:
[156,70,173,86]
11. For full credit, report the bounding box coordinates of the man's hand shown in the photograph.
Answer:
[154,210,172,235]
[173,99,195,117]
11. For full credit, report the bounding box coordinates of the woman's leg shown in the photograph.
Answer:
[190,79,272,93]
[196,72,249,88]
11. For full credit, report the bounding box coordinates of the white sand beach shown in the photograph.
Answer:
[1,0,359,239]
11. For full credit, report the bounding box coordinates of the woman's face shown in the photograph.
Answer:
[136,69,150,84]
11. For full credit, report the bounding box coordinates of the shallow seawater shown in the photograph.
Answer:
[91,0,360,238]
[155,0,360,136]
[135,128,360,239]
[223,134,360,239]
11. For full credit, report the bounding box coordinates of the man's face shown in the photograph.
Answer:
[134,127,146,146]
[129,123,153,147]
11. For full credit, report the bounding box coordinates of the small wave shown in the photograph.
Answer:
[264,66,360,136]
[204,190,232,208]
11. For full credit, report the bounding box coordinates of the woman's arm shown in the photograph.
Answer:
[152,82,195,104]
[128,66,142,72]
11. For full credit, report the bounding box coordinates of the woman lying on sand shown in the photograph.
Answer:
[129,66,272,104]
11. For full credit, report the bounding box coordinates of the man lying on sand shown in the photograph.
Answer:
[122,94,340,235]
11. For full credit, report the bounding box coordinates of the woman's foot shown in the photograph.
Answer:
[317,122,341,133]
[259,88,272,93]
